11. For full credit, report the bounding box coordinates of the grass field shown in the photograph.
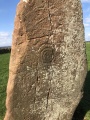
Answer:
[0,53,10,120]
[84,42,90,120]
[86,42,90,70]
[0,42,90,120]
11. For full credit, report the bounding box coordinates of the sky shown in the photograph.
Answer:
[0,0,90,47]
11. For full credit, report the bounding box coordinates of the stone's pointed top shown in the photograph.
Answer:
[22,0,28,3]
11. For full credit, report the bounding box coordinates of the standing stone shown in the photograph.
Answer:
[4,0,87,120]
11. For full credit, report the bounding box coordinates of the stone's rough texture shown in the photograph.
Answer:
[4,0,87,120]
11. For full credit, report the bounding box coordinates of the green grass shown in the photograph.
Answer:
[84,42,90,120]
[86,42,90,70]
[0,42,90,120]
[0,53,10,120]
[85,111,90,120]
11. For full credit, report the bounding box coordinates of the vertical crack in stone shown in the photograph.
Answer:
[33,70,38,110]
[46,88,50,109]
[45,0,53,110]
[46,68,53,110]
[47,0,52,32]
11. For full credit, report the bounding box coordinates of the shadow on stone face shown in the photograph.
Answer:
[72,71,90,120]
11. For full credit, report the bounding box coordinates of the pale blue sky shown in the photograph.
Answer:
[0,0,90,47]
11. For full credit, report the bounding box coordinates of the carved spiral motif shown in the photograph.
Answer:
[40,47,54,64]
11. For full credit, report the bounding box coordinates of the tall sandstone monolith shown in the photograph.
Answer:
[4,0,87,120]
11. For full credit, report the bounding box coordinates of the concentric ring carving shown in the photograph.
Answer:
[40,46,54,64]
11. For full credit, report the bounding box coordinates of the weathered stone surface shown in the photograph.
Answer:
[4,0,87,120]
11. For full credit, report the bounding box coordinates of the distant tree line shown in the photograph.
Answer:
[0,47,11,54]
